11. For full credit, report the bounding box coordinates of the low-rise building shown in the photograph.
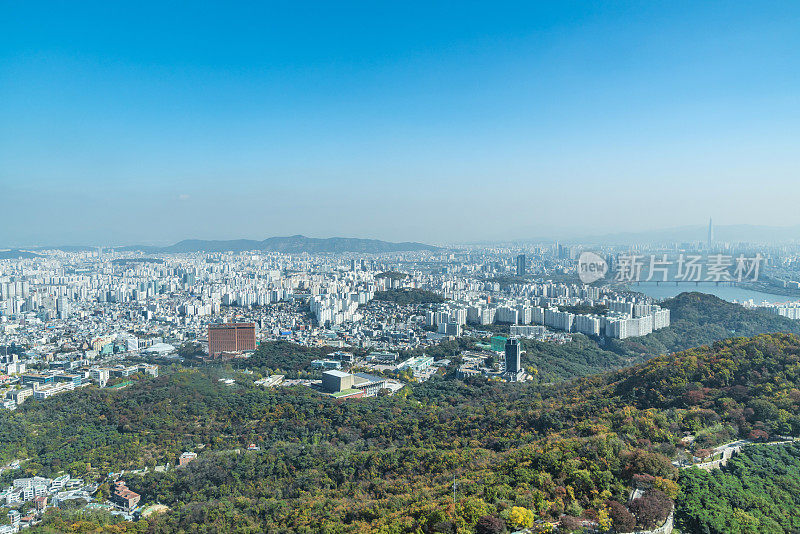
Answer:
[178,452,197,466]
[110,480,140,511]
[32,382,74,400]
[90,368,110,387]
[397,356,434,374]
[8,387,33,405]
[322,370,353,393]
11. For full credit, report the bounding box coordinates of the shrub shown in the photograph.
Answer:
[475,515,506,534]
[629,490,673,530]
[606,500,636,533]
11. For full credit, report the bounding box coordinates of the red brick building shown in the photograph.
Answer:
[178,451,197,466]
[111,480,141,511]
[208,322,256,357]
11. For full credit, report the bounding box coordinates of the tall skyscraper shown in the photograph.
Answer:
[516,254,526,276]
[708,218,714,248]
[505,338,521,374]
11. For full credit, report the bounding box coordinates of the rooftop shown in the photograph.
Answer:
[330,388,361,398]
[323,369,350,378]
[354,372,385,384]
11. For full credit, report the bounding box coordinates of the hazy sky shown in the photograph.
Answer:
[2,1,799,246]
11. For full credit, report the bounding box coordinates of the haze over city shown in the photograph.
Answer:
[3,1,800,246]
[6,3,800,534]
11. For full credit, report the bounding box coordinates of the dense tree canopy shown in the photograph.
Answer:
[248,340,337,374]
[677,443,800,534]
[373,288,446,305]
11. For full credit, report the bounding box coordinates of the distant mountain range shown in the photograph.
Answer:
[113,235,441,254]
[12,224,799,253]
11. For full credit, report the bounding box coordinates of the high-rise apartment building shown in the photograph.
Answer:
[208,322,257,356]
[516,254,527,276]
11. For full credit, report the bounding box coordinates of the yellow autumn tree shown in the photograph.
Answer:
[597,505,613,532]
[653,476,679,498]
[509,506,535,529]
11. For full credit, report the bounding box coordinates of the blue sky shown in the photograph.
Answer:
[2,1,799,245]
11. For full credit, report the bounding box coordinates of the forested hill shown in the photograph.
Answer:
[15,333,800,533]
[664,292,800,337]
[373,288,446,305]
[612,332,800,424]
[609,292,800,358]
